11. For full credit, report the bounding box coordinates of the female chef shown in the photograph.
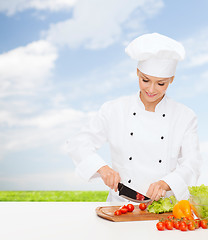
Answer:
[67,33,202,202]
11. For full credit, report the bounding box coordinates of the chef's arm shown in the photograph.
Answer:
[160,115,202,201]
[67,103,110,181]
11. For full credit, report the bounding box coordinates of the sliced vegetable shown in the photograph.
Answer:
[114,209,122,215]
[114,204,135,215]
[120,206,128,214]
[136,193,145,201]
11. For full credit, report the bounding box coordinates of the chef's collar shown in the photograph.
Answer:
[136,91,167,113]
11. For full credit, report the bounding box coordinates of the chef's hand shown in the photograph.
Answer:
[97,165,121,192]
[146,180,171,202]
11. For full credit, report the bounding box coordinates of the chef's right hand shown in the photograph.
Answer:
[97,165,121,192]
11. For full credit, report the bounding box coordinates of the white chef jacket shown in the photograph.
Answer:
[67,92,202,201]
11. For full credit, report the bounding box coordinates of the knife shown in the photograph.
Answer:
[118,183,151,203]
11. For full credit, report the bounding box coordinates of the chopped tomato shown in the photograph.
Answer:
[136,193,145,201]
[114,209,122,216]
[120,207,128,214]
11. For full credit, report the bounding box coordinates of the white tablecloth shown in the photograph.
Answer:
[0,202,207,240]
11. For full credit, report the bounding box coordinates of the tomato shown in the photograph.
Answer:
[120,205,127,209]
[120,207,128,214]
[167,215,175,220]
[127,204,134,212]
[165,220,174,230]
[188,221,195,231]
[179,222,188,231]
[181,217,189,223]
[136,193,145,201]
[194,219,200,229]
[200,219,208,229]
[173,220,180,229]
[114,210,122,216]
[139,203,147,211]
[156,221,165,231]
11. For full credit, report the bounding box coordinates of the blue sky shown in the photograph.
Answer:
[0,0,208,191]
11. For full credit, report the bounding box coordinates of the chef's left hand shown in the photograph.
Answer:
[146,180,170,202]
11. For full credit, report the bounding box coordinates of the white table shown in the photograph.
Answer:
[0,202,207,240]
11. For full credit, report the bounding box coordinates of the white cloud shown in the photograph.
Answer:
[45,0,164,49]
[182,28,208,68]
[0,107,94,156]
[0,40,57,97]
[0,170,108,190]
[0,0,77,15]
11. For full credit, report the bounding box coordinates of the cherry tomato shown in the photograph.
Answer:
[187,221,195,231]
[165,220,174,230]
[120,207,128,214]
[114,209,122,216]
[120,205,127,209]
[194,219,200,229]
[126,204,134,212]
[156,221,165,231]
[167,215,175,220]
[139,203,147,210]
[182,217,189,223]
[179,222,188,231]
[136,193,145,201]
[200,219,208,229]
[173,220,180,229]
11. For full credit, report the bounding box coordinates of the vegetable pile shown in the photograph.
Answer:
[189,184,208,219]
[156,198,208,231]
[156,215,208,231]
[147,195,177,214]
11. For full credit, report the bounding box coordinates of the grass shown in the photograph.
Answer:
[0,191,109,202]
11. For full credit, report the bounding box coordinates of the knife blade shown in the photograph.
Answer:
[118,183,151,203]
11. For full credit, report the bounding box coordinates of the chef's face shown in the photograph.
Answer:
[137,69,174,104]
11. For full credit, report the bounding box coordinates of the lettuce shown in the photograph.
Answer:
[147,196,177,214]
[189,184,208,219]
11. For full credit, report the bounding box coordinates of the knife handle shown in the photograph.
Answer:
[118,182,123,191]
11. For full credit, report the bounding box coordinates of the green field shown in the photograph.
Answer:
[0,191,108,202]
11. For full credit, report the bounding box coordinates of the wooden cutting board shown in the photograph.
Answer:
[96,205,172,222]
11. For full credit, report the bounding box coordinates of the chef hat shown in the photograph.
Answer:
[125,33,185,78]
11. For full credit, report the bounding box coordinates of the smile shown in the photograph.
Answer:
[146,92,157,97]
